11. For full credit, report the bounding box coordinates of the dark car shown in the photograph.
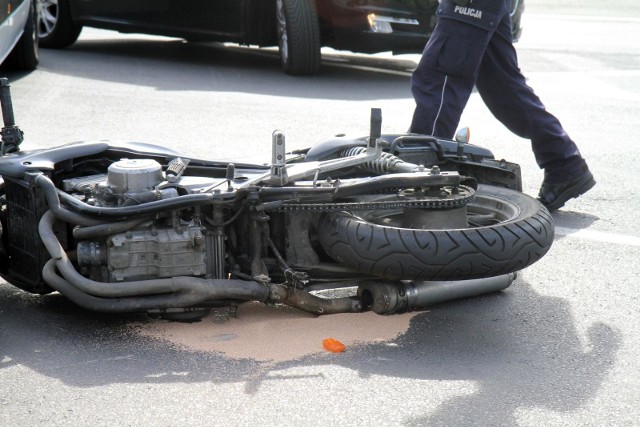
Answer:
[36,0,523,75]
[0,0,38,70]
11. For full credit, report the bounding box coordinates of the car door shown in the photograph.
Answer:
[73,0,149,23]
[0,0,28,61]
[76,0,245,37]
[0,0,12,59]
[155,0,245,36]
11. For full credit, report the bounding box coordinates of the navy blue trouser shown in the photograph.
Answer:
[410,0,585,182]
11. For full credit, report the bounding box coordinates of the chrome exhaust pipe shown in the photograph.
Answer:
[358,273,516,315]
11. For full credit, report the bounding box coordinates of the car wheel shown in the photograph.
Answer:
[276,0,321,75]
[5,0,39,70]
[37,0,82,48]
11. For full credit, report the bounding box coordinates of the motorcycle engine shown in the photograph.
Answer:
[104,158,164,197]
[67,159,209,282]
[65,158,179,207]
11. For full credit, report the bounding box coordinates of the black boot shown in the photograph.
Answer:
[538,170,596,211]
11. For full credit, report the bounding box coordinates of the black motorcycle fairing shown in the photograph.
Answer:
[304,133,497,163]
[0,140,272,179]
[0,141,110,178]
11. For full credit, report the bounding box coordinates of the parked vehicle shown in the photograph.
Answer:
[0,79,552,320]
[36,0,524,75]
[0,0,38,70]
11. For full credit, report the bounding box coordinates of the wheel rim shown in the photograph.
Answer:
[275,0,289,66]
[37,0,59,38]
[466,192,521,227]
[353,192,521,230]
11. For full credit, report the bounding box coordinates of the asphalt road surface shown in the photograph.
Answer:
[1,1,639,426]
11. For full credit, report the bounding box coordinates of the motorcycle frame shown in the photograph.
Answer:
[0,80,524,318]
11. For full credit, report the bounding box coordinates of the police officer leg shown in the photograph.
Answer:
[475,13,585,180]
[410,16,491,137]
[475,12,595,209]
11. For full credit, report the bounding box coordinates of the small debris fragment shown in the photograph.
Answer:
[323,338,346,353]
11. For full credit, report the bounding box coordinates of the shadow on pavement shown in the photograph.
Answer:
[29,37,416,101]
[0,277,620,425]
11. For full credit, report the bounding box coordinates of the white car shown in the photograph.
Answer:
[0,0,38,70]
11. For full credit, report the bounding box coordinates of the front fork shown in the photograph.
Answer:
[246,188,270,281]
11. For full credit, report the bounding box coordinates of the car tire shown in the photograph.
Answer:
[318,184,554,281]
[37,0,82,48]
[5,0,39,70]
[276,0,321,75]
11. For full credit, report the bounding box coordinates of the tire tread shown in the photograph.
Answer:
[319,185,554,281]
[280,0,321,75]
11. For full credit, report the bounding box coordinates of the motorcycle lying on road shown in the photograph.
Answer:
[0,79,554,320]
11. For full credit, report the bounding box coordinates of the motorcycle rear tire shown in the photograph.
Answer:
[318,184,554,281]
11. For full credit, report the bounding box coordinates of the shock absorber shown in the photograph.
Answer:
[341,146,417,174]
[207,204,227,279]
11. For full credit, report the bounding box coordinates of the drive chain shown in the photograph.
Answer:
[277,185,475,212]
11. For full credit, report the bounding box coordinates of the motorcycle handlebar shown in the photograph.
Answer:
[0,78,15,127]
